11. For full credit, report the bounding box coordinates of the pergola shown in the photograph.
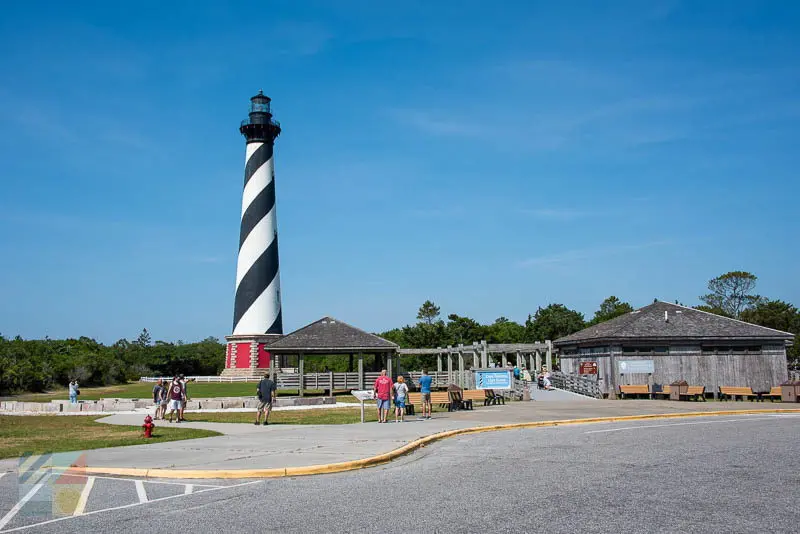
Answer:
[398,341,554,387]
[266,316,399,395]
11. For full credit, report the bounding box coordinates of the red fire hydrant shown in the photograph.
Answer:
[143,415,155,438]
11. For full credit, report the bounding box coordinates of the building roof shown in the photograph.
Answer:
[266,316,399,352]
[554,301,795,346]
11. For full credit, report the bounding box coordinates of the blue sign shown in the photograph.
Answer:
[474,369,512,390]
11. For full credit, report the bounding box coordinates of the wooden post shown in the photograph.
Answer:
[501,353,508,368]
[269,352,276,385]
[481,340,488,368]
[458,349,465,387]
[437,353,443,373]
[546,340,553,369]
[516,351,522,368]
[535,349,542,372]
[528,353,534,372]
[328,371,334,398]
[386,353,393,379]
[298,353,305,397]
[473,350,479,369]
[447,352,453,384]
[358,352,364,391]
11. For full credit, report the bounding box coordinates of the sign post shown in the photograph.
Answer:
[351,390,374,423]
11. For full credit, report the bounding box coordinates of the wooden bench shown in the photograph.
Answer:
[652,385,671,399]
[765,386,782,402]
[461,389,485,409]
[484,389,505,406]
[682,386,706,401]
[406,391,455,414]
[719,386,758,401]
[652,385,706,401]
[619,384,651,399]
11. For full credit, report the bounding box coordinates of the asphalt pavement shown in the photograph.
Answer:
[2,413,798,533]
[8,399,790,472]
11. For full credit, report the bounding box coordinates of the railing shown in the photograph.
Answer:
[140,371,468,390]
[140,376,261,383]
[550,372,603,399]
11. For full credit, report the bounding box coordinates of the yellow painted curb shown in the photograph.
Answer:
[56,408,800,480]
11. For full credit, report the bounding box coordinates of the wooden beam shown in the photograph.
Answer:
[298,353,305,397]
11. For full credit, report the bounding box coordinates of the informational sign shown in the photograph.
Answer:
[351,390,374,401]
[474,369,513,390]
[579,361,598,375]
[618,360,655,374]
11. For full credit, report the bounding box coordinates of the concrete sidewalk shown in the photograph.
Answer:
[33,400,796,473]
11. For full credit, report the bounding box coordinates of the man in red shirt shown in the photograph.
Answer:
[373,369,393,423]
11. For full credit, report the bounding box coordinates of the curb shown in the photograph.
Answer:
[56,408,800,479]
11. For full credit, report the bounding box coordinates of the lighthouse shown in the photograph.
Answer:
[223,91,284,375]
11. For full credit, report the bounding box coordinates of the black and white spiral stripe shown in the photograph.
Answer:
[232,141,282,335]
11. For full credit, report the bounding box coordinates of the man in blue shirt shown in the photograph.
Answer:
[418,369,433,419]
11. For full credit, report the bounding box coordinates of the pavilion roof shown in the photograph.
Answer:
[266,316,399,353]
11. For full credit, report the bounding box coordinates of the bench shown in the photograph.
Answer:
[449,390,474,411]
[682,386,706,401]
[719,386,758,401]
[652,385,671,399]
[765,386,782,402]
[619,384,651,399]
[461,389,485,409]
[406,391,455,414]
[484,389,505,406]
[652,385,706,401]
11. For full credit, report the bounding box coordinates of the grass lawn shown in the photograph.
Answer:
[2,382,346,402]
[184,404,456,425]
[0,416,220,460]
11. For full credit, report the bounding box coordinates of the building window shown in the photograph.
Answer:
[622,347,668,354]
[701,346,762,354]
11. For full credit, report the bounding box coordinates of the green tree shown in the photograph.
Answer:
[525,304,585,342]
[740,299,800,369]
[700,271,760,319]
[485,317,526,343]
[416,300,441,325]
[588,296,634,326]
[134,328,152,347]
[445,314,484,345]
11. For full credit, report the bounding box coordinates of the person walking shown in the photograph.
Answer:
[418,369,433,420]
[373,369,393,423]
[178,374,195,422]
[166,376,184,423]
[255,372,277,425]
[152,379,165,420]
[68,380,79,404]
[393,376,409,423]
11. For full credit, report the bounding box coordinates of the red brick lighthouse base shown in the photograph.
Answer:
[221,334,283,377]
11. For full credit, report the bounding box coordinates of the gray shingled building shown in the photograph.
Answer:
[554,301,793,398]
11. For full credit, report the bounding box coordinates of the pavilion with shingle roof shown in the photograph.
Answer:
[264,316,399,394]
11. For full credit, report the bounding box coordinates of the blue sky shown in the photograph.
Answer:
[1,1,798,343]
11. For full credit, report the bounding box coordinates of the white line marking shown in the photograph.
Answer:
[0,473,7,481]
[184,484,193,495]
[50,473,220,488]
[134,480,148,503]
[0,481,260,533]
[584,416,774,434]
[0,479,47,530]
[73,477,95,516]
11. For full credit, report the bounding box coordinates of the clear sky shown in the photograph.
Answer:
[1,1,798,343]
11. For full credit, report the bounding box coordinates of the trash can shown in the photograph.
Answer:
[670,380,688,401]
[780,380,800,403]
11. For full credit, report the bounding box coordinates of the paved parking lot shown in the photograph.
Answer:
[2,413,798,533]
